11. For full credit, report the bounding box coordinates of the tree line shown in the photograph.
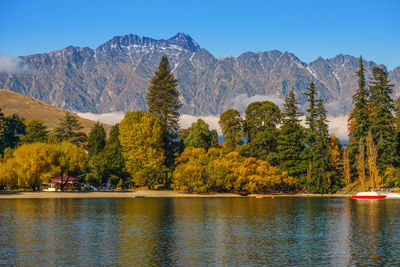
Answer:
[0,56,398,193]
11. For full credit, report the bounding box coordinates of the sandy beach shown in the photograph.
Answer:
[0,190,351,199]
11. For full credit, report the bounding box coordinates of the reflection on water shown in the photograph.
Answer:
[0,198,400,265]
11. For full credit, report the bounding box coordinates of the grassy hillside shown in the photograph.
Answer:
[0,89,111,134]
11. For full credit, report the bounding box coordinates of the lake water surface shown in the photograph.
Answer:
[0,197,400,266]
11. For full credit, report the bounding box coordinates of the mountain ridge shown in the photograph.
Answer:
[0,33,399,116]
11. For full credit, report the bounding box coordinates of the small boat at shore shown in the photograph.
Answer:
[352,191,387,199]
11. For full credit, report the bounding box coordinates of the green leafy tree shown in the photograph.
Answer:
[87,124,126,186]
[219,109,243,150]
[0,113,25,154]
[277,89,307,180]
[242,101,280,163]
[53,112,83,144]
[19,120,48,144]
[210,129,219,148]
[369,66,398,171]
[146,56,182,169]
[184,119,213,150]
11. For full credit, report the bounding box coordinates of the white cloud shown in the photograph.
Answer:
[0,55,31,74]
[327,114,349,141]
[77,112,125,125]
[300,114,349,141]
[326,97,353,116]
[230,94,284,113]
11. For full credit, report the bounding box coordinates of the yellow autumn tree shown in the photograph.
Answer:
[4,143,58,189]
[53,141,87,191]
[172,148,210,193]
[119,111,165,188]
[0,142,86,190]
[173,148,298,193]
[0,159,18,187]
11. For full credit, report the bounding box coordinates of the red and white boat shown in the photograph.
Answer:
[352,191,387,199]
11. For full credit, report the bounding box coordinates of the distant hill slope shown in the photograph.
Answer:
[0,33,399,116]
[0,89,111,134]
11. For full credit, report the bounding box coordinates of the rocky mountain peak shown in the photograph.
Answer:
[167,33,200,52]
[0,33,399,117]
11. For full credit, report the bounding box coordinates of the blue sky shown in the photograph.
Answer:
[1,0,399,69]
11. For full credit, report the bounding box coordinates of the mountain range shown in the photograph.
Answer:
[0,33,399,116]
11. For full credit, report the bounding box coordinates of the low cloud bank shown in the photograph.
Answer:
[300,114,349,141]
[0,55,31,74]
[77,112,349,141]
[77,112,125,125]
[327,114,349,141]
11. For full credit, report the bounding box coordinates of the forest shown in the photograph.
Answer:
[0,56,399,194]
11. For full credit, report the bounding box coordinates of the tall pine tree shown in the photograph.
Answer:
[369,66,397,171]
[53,112,83,144]
[348,56,370,159]
[308,100,334,193]
[146,56,182,169]
[305,81,318,146]
[87,123,106,157]
[277,88,307,180]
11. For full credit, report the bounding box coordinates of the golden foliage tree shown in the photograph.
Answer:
[172,148,298,193]
[0,142,86,190]
[54,141,87,191]
[119,111,166,188]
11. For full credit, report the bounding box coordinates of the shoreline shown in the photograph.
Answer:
[0,190,352,199]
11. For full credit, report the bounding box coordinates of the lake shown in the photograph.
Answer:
[0,197,399,266]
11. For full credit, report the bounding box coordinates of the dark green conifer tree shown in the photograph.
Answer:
[394,97,400,157]
[87,123,106,157]
[305,81,318,146]
[348,56,370,166]
[53,112,83,144]
[369,66,398,171]
[277,89,307,180]
[146,56,182,169]
[100,124,126,184]
[308,100,334,193]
